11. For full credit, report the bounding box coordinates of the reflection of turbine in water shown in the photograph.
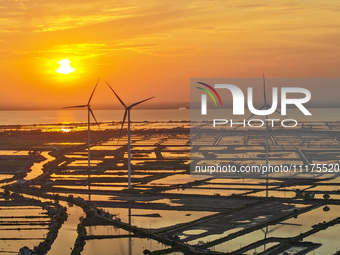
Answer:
[129,207,132,255]
[106,82,154,189]
[260,225,283,251]
[63,79,100,200]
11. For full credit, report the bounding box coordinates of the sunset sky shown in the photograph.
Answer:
[1,0,340,109]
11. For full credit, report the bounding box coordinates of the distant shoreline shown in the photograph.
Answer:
[0,105,339,111]
[0,108,339,126]
[0,120,190,128]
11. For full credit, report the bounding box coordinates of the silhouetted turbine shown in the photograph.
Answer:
[63,79,100,171]
[244,75,284,198]
[106,82,154,189]
[246,74,282,121]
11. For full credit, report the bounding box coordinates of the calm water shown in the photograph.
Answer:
[191,108,340,122]
[0,109,190,125]
[0,108,339,126]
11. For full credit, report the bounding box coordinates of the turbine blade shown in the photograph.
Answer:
[88,78,100,105]
[246,113,256,121]
[89,107,100,129]
[263,74,267,105]
[63,105,87,108]
[106,82,126,107]
[128,96,154,108]
[246,105,266,120]
[275,109,284,116]
[117,110,127,144]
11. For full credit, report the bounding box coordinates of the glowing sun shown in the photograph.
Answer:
[56,59,75,75]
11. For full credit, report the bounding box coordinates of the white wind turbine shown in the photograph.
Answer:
[106,82,154,189]
[63,79,100,181]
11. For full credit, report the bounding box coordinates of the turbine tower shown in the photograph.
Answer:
[63,79,100,184]
[106,82,154,189]
[246,75,282,198]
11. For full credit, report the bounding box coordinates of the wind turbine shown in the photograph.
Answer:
[106,82,154,189]
[246,75,283,198]
[63,79,100,191]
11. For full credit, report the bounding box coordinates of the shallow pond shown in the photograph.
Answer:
[0,150,30,156]
[213,205,340,253]
[0,205,49,253]
[48,203,85,255]
[100,208,216,230]
[25,151,54,180]
[148,174,205,185]
[305,223,340,254]
[164,188,247,196]
[82,236,181,255]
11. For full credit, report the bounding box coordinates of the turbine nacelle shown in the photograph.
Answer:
[106,82,154,139]
[63,79,100,129]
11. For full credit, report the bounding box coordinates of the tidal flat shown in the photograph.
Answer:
[0,121,339,255]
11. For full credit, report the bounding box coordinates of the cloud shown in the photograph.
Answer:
[1,0,340,108]
[0,0,137,35]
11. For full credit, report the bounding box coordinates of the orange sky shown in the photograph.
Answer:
[0,0,339,109]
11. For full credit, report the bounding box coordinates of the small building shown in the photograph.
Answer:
[19,246,32,255]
